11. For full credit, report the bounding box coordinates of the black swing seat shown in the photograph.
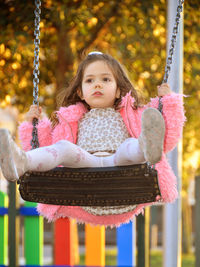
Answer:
[17,163,161,206]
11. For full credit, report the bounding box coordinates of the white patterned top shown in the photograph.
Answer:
[76,108,137,216]
[77,108,130,153]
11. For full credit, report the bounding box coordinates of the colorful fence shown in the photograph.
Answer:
[0,190,140,267]
[0,191,8,266]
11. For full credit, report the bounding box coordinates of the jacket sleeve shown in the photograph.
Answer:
[146,93,186,153]
[52,119,78,144]
[18,118,52,151]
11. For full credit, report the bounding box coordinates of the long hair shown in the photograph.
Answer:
[51,53,143,126]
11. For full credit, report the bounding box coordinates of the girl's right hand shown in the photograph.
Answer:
[25,105,42,122]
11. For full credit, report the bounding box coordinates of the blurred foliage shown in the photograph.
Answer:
[0,0,199,187]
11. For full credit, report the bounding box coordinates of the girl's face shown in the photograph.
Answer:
[80,60,120,109]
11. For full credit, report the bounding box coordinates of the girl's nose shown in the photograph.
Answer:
[95,83,102,88]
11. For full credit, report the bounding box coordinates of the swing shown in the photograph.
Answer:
[18,0,184,207]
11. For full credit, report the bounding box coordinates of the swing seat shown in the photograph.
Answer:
[17,163,161,206]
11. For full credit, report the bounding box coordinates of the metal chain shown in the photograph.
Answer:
[31,0,41,149]
[154,0,184,172]
[158,0,184,114]
[163,0,184,84]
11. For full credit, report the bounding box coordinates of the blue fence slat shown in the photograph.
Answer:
[0,207,8,216]
[117,221,135,266]
[19,207,39,216]
[0,206,39,216]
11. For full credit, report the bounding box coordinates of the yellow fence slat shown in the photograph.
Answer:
[85,224,105,266]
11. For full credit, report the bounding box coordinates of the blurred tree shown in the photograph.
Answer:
[0,0,199,253]
[0,0,167,112]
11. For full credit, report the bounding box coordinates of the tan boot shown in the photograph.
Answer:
[138,108,165,165]
[0,129,28,181]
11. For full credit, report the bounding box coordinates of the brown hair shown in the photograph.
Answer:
[51,53,142,126]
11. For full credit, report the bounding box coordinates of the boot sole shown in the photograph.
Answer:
[140,108,165,164]
[0,129,18,181]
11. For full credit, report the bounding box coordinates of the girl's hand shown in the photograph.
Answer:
[25,105,42,123]
[157,83,172,97]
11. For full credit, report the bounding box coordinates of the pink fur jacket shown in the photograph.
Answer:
[18,92,185,227]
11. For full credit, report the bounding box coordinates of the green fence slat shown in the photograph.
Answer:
[0,191,8,265]
[24,201,43,265]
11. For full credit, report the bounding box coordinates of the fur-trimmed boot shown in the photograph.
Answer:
[0,129,29,181]
[138,108,165,165]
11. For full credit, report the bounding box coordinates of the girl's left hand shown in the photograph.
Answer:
[157,83,172,96]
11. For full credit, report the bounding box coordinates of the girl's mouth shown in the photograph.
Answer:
[92,91,103,96]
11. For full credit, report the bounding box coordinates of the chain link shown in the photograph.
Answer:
[163,0,184,84]
[159,0,184,114]
[31,0,41,149]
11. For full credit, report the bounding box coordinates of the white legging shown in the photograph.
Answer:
[26,138,145,171]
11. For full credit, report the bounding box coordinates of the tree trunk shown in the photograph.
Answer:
[56,25,74,95]
[182,193,192,253]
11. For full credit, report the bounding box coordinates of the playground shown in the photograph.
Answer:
[0,0,200,266]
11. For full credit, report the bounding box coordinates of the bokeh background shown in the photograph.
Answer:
[0,0,200,265]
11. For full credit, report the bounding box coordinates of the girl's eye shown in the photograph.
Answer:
[86,79,93,83]
[103,77,110,82]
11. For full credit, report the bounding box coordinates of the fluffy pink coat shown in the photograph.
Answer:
[18,92,185,227]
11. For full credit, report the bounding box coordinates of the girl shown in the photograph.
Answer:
[0,52,185,227]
